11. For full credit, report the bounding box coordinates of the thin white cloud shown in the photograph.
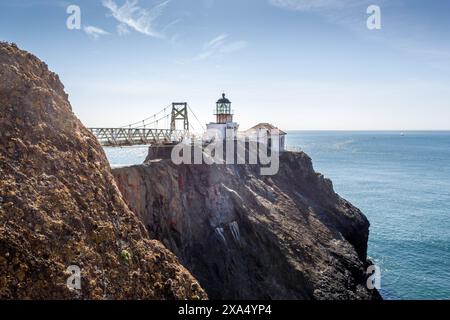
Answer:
[269,0,450,71]
[205,33,229,49]
[102,0,170,37]
[268,0,358,11]
[196,33,247,61]
[267,0,374,34]
[220,41,248,54]
[117,23,130,36]
[162,18,181,33]
[83,26,109,39]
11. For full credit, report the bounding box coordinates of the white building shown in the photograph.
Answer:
[244,123,287,152]
[205,94,287,152]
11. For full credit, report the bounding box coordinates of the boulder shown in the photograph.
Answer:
[0,42,206,300]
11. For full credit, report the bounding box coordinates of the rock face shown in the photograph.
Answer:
[113,148,381,300]
[0,42,206,300]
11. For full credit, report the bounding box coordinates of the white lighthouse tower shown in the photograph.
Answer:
[206,93,239,141]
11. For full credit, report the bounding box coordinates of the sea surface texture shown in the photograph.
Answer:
[104,131,450,300]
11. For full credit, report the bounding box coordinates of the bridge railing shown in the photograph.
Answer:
[88,128,187,147]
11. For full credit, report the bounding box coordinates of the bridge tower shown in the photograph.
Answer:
[170,102,189,132]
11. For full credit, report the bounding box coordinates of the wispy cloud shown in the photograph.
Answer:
[102,0,170,37]
[269,0,450,71]
[162,18,181,33]
[83,26,109,39]
[196,33,247,60]
[267,0,375,33]
[268,0,358,11]
[117,22,130,35]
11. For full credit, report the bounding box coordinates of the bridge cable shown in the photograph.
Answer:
[120,104,172,128]
[187,104,206,132]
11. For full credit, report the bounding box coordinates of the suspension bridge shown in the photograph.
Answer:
[88,102,205,147]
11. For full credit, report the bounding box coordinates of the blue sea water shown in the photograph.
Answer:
[104,131,450,300]
[287,131,450,300]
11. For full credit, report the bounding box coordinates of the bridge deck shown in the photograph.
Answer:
[88,128,186,147]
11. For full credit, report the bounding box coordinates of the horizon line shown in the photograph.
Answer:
[284,130,450,132]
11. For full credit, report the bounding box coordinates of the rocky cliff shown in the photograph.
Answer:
[0,42,206,300]
[113,148,381,300]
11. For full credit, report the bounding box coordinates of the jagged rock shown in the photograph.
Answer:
[113,148,382,300]
[0,42,207,300]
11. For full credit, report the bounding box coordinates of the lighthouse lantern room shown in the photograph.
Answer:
[215,93,233,123]
[206,93,239,140]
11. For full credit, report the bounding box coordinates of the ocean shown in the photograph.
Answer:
[104,131,450,300]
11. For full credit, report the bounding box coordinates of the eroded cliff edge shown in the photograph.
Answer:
[0,42,206,299]
[113,149,381,300]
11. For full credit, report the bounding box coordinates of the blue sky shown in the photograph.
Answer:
[1,0,450,130]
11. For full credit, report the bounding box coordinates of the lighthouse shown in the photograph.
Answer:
[206,93,239,140]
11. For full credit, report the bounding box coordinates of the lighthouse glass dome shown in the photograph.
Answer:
[216,93,231,115]
[213,93,234,124]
